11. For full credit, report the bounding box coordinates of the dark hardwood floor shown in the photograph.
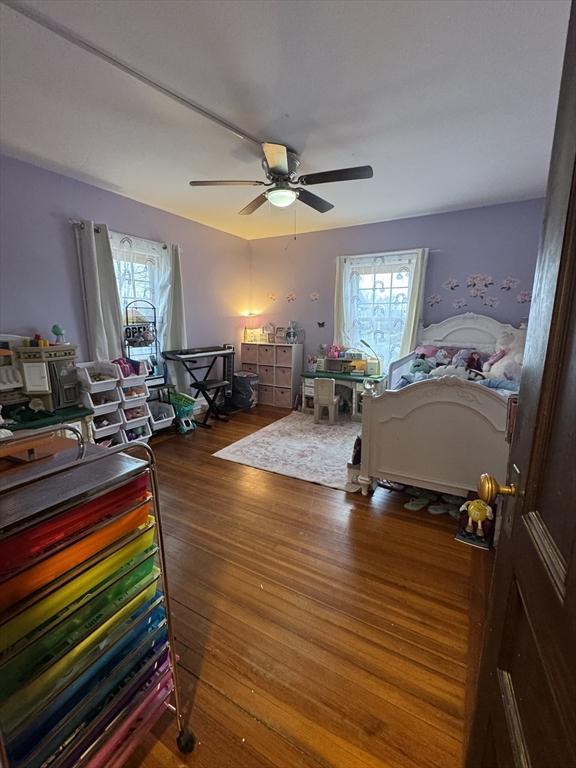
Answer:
[123,406,484,768]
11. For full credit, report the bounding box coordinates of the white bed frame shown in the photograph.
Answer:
[358,313,524,497]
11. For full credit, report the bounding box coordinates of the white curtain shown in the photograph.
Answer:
[74,221,124,361]
[158,243,189,393]
[334,249,428,373]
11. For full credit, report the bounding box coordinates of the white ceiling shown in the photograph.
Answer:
[0,0,570,240]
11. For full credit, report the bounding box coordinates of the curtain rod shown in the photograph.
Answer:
[69,220,168,249]
[1,0,262,149]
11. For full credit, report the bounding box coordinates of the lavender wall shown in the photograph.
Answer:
[1,153,544,366]
[248,199,544,358]
[0,154,250,360]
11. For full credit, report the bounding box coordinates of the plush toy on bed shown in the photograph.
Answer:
[483,330,525,381]
[410,355,435,375]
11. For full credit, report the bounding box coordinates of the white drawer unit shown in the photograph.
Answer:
[240,343,303,410]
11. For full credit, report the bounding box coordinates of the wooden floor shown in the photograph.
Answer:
[124,406,482,768]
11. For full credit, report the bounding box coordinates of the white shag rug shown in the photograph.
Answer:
[213,411,360,491]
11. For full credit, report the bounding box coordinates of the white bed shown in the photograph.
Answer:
[358,313,524,497]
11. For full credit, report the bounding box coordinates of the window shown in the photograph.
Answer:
[334,249,428,373]
[110,231,168,366]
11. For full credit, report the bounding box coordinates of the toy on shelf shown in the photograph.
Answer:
[51,324,67,345]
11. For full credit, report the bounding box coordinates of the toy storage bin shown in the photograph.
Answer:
[117,360,148,388]
[82,388,121,416]
[77,362,120,393]
[122,421,152,444]
[119,382,149,407]
[121,403,151,430]
[94,430,126,449]
[91,409,122,439]
[148,402,175,432]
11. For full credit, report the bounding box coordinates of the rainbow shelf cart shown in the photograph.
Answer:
[0,430,195,767]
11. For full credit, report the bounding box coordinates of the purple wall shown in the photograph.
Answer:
[0,154,250,360]
[1,153,544,365]
[248,199,544,358]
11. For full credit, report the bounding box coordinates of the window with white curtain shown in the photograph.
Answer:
[109,232,168,362]
[334,249,428,373]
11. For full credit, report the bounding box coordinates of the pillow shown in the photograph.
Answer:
[414,344,438,357]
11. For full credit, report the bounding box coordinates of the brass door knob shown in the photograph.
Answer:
[478,473,517,505]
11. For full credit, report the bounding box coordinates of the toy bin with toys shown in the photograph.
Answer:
[91,409,123,439]
[76,362,120,393]
[120,403,151,431]
[148,401,175,432]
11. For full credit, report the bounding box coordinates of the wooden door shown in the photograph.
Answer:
[466,5,576,767]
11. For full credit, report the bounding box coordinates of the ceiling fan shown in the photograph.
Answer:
[189,143,373,215]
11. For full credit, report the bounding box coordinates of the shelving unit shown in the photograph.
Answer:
[240,342,303,408]
[0,430,194,767]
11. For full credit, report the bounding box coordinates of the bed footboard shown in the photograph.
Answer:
[358,377,509,497]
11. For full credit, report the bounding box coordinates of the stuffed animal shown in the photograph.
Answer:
[484,330,525,381]
[433,348,452,367]
[410,355,434,375]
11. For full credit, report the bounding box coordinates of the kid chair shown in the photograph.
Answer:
[313,378,339,424]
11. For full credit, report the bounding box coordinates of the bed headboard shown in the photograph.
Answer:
[418,313,524,352]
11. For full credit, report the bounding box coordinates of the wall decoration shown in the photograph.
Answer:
[500,276,520,291]
[286,291,297,302]
[516,290,532,304]
[466,274,494,298]
[426,294,442,307]
[310,291,320,302]
[442,278,460,291]
[317,321,325,328]
[483,296,500,308]
[453,298,468,309]
[268,292,277,302]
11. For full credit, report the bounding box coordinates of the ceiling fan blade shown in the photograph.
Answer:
[262,143,289,175]
[239,193,268,215]
[297,165,373,186]
[296,188,334,213]
[189,180,265,187]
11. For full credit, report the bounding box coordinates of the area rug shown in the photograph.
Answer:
[213,411,360,491]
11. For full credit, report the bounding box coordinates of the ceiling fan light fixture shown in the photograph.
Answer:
[266,187,297,208]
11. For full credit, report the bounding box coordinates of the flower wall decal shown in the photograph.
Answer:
[268,292,277,302]
[483,296,500,308]
[500,276,520,291]
[310,291,320,302]
[286,291,297,303]
[426,294,442,307]
[453,298,468,309]
[442,278,460,291]
[516,291,532,304]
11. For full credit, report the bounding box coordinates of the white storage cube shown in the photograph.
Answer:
[117,360,149,388]
[122,421,152,444]
[91,409,122,438]
[121,402,151,430]
[119,381,150,407]
[149,401,175,431]
[77,361,120,393]
[82,388,121,416]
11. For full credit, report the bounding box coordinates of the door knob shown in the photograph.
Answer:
[478,473,517,505]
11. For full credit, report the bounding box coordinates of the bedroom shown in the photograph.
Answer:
[0,1,575,767]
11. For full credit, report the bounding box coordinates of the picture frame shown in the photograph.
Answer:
[275,327,288,343]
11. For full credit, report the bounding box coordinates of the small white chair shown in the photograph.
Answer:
[313,378,339,424]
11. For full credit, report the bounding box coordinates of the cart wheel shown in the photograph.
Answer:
[177,728,196,754]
